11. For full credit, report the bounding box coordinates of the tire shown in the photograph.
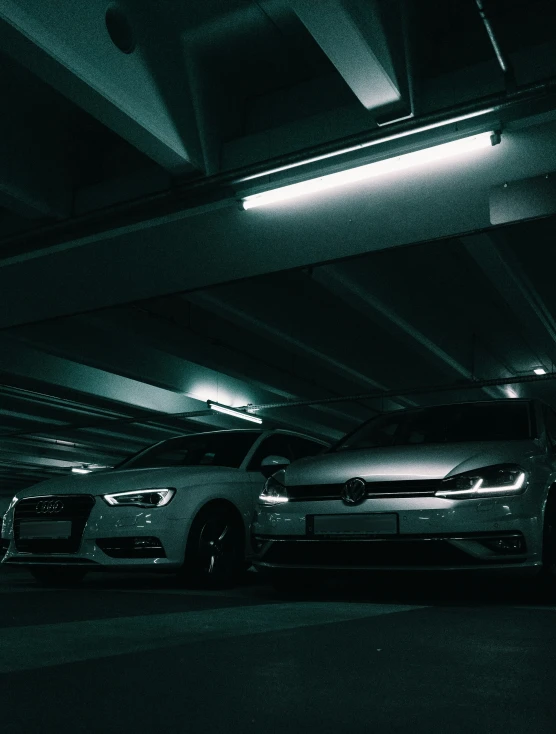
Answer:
[30,566,87,587]
[182,506,244,589]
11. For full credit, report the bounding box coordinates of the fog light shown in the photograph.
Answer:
[483,537,525,554]
[96,536,165,558]
[251,536,264,553]
[133,537,160,548]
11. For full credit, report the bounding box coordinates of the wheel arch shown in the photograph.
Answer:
[180,498,247,582]
[189,498,246,548]
[543,482,556,517]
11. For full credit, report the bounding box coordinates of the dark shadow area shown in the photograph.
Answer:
[2,564,552,607]
[251,569,553,607]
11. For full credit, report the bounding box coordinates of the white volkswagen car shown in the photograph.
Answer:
[253,400,556,589]
[1,429,327,586]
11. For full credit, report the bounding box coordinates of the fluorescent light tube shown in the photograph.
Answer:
[72,467,92,474]
[534,368,546,375]
[506,387,518,398]
[239,109,495,182]
[208,401,263,424]
[242,132,495,210]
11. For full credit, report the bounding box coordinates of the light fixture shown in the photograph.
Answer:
[242,131,496,210]
[71,463,110,474]
[207,400,263,424]
[72,466,92,474]
[506,387,518,398]
[239,108,495,182]
[534,368,547,375]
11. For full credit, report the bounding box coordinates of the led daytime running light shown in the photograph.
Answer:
[259,495,289,504]
[259,472,289,504]
[436,471,525,498]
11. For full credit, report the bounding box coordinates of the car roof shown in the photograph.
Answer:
[147,427,329,444]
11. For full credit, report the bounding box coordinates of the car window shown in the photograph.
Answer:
[288,436,327,461]
[118,432,261,470]
[248,434,326,471]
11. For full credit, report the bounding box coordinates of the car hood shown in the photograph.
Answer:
[284,441,542,485]
[14,465,246,499]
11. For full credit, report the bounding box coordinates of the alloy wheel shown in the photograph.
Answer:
[197,517,238,577]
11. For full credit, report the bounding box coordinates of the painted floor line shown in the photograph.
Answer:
[0,602,425,674]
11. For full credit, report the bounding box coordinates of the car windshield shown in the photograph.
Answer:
[333,402,534,452]
[118,431,261,470]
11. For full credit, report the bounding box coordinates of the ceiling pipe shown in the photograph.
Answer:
[474,0,517,91]
[243,371,556,411]
[2,76,556,254]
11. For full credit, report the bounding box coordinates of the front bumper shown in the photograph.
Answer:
[1,494,186,569]
[252,494,543,573]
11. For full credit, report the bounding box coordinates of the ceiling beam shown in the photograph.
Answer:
[461,232,556,369]
[7,310,354,439]
[1,116,556,329]
[185,292,415,409]
[291,0,404,112]
[0,0,201,173]
[312,264,501,399]
[88,303,369,425]
[0,332,205,416]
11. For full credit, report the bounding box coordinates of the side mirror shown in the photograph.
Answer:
[260,455,290,479]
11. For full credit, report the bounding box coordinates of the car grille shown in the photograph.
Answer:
[261,539,521,567]
[287,479,442,501]
[14,495,95,554]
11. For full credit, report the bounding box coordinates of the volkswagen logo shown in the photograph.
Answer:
[341,478,367,505]
[36,499,64,514]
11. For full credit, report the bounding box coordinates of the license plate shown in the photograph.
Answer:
[18,521,72,539]
[311,513,398,536]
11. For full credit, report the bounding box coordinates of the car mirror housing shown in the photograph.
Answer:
[260,455,291,478]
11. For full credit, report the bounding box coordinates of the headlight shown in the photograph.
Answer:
[102,488,175,508]
[2,496,18,534]
[435,464,526,499]
[259,470,289,505]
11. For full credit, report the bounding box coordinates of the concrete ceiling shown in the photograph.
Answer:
[2,0,556,495]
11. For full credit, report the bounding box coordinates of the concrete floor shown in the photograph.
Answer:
[1,567,555,733]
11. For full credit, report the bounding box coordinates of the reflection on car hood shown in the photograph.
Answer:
[284,441,541,485]
[14,465,245,499]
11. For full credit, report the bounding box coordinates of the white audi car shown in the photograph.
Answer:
[1,429,327,586]
[253,399,556,589]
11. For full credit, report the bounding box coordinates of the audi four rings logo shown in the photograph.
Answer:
[36,499,65,514]
[341,477,367,505]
